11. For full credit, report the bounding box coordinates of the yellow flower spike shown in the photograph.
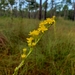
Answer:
[13,16,56,75]
[21,54,26,59]
[29,30,40,36]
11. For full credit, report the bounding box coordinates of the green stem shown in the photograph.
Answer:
[13,60,24,75]
[13,48,33,75]
[26,48,33,58]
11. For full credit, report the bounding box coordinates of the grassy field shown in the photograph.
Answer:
[0,17,75,75]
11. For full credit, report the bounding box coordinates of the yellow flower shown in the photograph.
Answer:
[21,54,26,58]
[46,18,53,24]
[28,43,32,47]
[38,26,48,33]
[26,37,34,46]
[32,42,36,46]
[43,20,48,25]
[53,20,55,24]
[26,37,34,43]
[29,30,40,36]
[23,48,27,52]
[26,37,36,47]
[27,42,36,47]
[39,21,45,27]
[23,48,27,54]
[46,18,51,22]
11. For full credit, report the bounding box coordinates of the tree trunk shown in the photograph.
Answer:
[44,0,47,20]
[74,2,75,21]
[39,0,42,20]
[51,0,54,17]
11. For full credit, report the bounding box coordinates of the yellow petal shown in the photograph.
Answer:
[21,54,26,58]
[29,30,40,36]
[23,48,27,52]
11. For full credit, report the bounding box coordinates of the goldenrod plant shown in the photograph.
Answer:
[13,16,55,75]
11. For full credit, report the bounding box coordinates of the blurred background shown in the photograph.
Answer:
[0,0,75,20]
[0,0,75,75]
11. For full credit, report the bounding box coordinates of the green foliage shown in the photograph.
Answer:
[42,0,48,9]
[62,0,71,4]
[1,0,5,4]
[63,5,68,10]
[26,0,39,10]
[66,0,71,4]
[8,0,15,6]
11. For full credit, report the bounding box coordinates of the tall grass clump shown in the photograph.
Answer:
[0,17,40,75]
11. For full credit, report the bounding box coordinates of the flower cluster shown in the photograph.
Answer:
[26,16,55,47]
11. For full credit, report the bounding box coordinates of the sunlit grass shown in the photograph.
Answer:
[0,17,75,75]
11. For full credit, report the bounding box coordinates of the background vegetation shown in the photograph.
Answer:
[0,0,75,20]
[0,17,75,75]
[0,0,75,75]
